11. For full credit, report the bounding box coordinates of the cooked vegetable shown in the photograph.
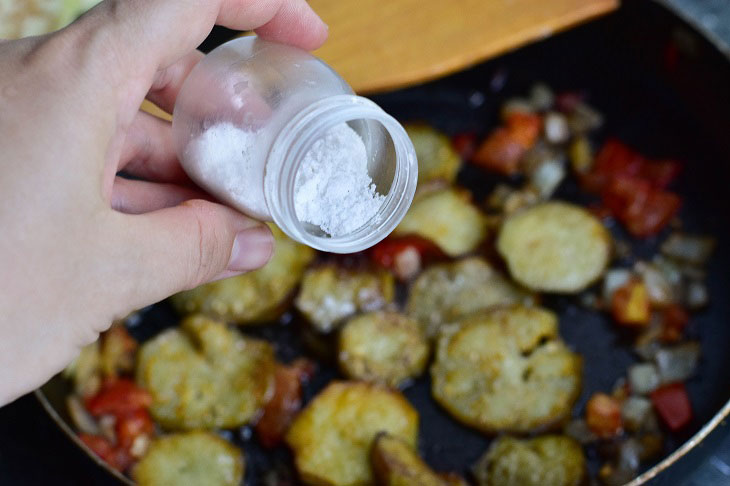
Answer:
[295,265,395,333]
[611,280,651,326]
[636,261,676,307]
[85,379,152,418]
[650,383,693,431]
[543,112,570,144]
[136,315,275,429]
[338,311,429,388]
[171,225,315,324]
[393,188,488,257]
[627,363,660,395]
[472,435,586,486]
[569,135,593,173]
[655,342,700,384]
[133,431,244,486]
[497,201,611,293]
[405,124,462,184]
[286,381,419,486]
[585,393,623,438]
[472,113,542,175]
[64,341,103,398]
[370,235,444,281]
[602,176,681,238]
[661,233,716,264]
[371,432,449,486]
[80,433,134,473]
[431,306,582,433]
[659,304,690,342]
[406,257,534,338]
[255,360,314,449]
[621,396,653,432]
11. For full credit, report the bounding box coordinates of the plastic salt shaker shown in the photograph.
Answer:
[172,36,418,253]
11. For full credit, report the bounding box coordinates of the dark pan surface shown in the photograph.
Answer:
[40,1,730,484]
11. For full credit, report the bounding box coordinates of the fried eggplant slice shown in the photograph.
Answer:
[497,201,611,293]
[338,311,429,388]
[134,431,244,486]
[431,307,582,433]
[406,257,535,338]
[171,225,315,324]
[136,315,275,430]
[472,435,586,486]
[295,265,395,333]
[393,188,488,257]
[371,432,451,486]
[405,124,462,185]
[286,381,419,486]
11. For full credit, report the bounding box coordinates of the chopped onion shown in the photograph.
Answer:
[685,280,709,309]
[544,112,570,144]
[66,395,99,435]
[628,363,661,395]
[634,314,663,360]
[564,418,597,444]
[568,101,604,133]
[618,438,642,472]
[603,268,633,303]
[529,158,566,198]
[529,83,555,111]
[98,414,116,443]
[621,396,652,431]
[486,184,515,211]
[661,233,716,264]
[635,261,676,306]
[652,255,684,288]
[393,247,421,281]
[655,342,700,383]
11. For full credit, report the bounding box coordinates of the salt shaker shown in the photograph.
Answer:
[172,36,418,253]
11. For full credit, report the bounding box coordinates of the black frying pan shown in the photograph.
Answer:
[37,1,730,484]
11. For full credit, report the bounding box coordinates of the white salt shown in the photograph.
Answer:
[294,123,385,236]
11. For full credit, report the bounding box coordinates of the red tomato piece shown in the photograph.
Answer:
[639,159,681,189]
[651,383,693,431]
[79,434,134,472]
[256,361,315,448]
[602,176,681,238]
[504,112,542,149]
[661,304,690,343]
[370,235,444,280]
[471,127,526,175]
[586,393,623,438]
[611,279,651,326]
[116,408,155,450]
[85,379,152,418]
[451,132,478,160]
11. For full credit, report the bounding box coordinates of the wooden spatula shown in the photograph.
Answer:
[308,0,618,94]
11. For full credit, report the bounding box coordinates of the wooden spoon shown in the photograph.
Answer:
[308,0,619,94]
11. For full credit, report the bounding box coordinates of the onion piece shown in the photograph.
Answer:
[655,342,701,383]
[635,261,676,307]
[621,396,652,431]
[66,395,100,435]
[529,83,555,111]
[544,112,570,144]
[628,363,661,395]
[685,280,709,309]
[529,158,566,198]
[564,418,598,444]
[568,101,604,133]
[603,268,633,303]
[661,233,716,264]
[618,438,642,472]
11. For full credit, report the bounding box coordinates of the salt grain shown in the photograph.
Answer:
[294,123,385,236]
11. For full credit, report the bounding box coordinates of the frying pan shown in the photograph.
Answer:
[36,1,730,484]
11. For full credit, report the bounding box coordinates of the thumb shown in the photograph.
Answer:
[118,199,274,307]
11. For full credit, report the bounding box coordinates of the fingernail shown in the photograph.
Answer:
[227,226,274,272]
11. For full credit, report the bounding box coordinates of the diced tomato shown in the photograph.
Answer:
[471,127,525,175]
[85,379,152,418]
[555,92,584,112]
[661,304,690,343]
[471,113,541,175]
[611,279,651,326]
[651,382,693,431]
[115,408,155,450]
[586,393,623,438]
[256,361,315,448]
[505,112,542,149]
[602,176,681,237]
[79,434,134,472]
[583,139,682,194]
[451,132,478,160]
[370,236,444,280]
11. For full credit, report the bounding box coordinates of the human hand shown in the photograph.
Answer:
[0,0,327,405]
